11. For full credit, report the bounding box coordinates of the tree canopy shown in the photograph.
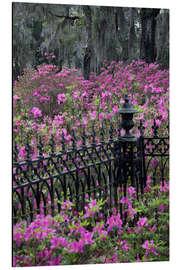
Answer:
[12,3,169,81]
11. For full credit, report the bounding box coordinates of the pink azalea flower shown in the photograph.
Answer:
[156,119,161,126]
[107,113,113,120]
[81,231,94,245]
[142,240,151,250]
[127,186,136,197]
[159,203,165,212]
[13,231,22,247]
[68,240,84,253]
[65,135,72,142]
[31,107,42,118]
[160,181,169,192]
[137,217,148,227]
[152,225,157,232]
[82,118,88,126]
[137,217,148,233]
[61,128,67,136]
[100,230,108,240]
[119,240,130,251]
[146,176,151,185]
[142,240,158,256]
[19,146,26,159]
[107,214,122,232]
[99,113,104,121]
[112,105,119,114]
[57,93,66,104]
[90,111,96,120]
[120,196,129,204]
[13,94,20,100]
[136,254,141,262]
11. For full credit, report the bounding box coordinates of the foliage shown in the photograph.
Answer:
[13,3,169,81]
[13,60,169,266]
[13,60,169,150]
[13,179,169,266]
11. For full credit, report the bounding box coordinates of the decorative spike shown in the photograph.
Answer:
[100,123,105,142]
[61,132,66,151]
[50,134,55,154]
[109,123,114,140]
[37,136,43,157]
[91,126,96,145]
[166,121,169,132]
[13,142,18,162]
[25,136,30,159]
[82,127,87,146]
[117,122,122,138]
[138,119,145,137]
[152,119,158,137]
[71,130,77,149]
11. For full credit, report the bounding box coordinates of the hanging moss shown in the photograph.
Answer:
[13,3,169,80]
[32,20,42,41]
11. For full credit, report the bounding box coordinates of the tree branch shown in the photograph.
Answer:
[48,10,80,20]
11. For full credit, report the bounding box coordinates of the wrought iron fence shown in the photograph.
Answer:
[12,96,169,224]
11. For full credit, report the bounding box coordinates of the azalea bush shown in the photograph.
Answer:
[13,59,169,266]
[13,59,169,151]
[13,178,169,266]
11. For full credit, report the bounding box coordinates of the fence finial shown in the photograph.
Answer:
[118,94,139,139]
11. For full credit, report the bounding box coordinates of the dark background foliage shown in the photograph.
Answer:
[12,3,169,81]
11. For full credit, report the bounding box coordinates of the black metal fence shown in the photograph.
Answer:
[12,96,169,224]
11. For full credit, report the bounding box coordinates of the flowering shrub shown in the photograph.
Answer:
[13,60,169,266]
[13,179,169,266]
[13,60,169,157]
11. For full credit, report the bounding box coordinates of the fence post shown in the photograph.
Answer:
[118,95,139,196]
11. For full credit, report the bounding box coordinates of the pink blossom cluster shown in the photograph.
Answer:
[137,217,148,233]
[57,93,66,104]
[31,107,42,118]
[13,60,169,266]
[83,199,100,218]
[13,177,169,266]
[142,240,158,257]
[13,61,169,141]
[106,213,122,232]
[13,58,168,127]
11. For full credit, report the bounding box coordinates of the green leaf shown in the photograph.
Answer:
[94,98,99,106]
[66,85,75,90]
[134,105,145,113]
[80,220,89,227]
[14,115,21,121]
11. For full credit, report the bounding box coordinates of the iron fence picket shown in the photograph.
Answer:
[12,96,169,224]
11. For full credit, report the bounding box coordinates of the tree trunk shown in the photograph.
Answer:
[156,9,169,68]
[116,7,129,61]
[128,8,137,61]
[83,6,92,80]
[140,8,160,63]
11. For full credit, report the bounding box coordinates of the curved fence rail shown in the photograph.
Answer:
[13,98,169,224]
